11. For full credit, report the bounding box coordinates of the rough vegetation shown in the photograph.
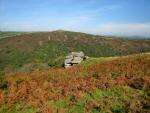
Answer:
[0,53,150,113]
[0,31,150,113]
[0,30,150,72]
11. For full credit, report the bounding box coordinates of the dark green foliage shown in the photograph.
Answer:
[110,103,125,113]
[0,71,8,89]
[31,41,68,63]
[48,56,65,67]
[0,50,31,71]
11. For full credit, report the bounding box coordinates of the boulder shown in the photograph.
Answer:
[71,51,84,58]
[64,51,88,68]
[72,57,83,64]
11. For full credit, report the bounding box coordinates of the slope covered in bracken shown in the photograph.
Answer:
[0,53,150,113]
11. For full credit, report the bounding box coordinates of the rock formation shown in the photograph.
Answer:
[64,51,89,68]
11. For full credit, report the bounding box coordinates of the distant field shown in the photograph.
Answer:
[0,32,31,39]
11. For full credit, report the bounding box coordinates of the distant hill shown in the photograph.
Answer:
[0,31,30,39]
[0,30,150,72]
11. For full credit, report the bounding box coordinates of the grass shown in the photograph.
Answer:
[80,56,119,67]
[0,103,35,113]
[46,86,149,113]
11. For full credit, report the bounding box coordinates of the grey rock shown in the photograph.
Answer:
[72,57,83,64]
[65,55,73,59]
[64,51,88,68]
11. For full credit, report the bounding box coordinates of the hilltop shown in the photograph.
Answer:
[0,30,150,72]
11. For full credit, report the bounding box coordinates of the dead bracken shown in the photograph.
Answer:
[0,54,149,112]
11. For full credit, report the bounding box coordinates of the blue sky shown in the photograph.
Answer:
[0,0,150,37]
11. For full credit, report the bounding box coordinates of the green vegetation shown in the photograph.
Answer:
[0,40,120,72]
[0,31,150,72]
[0,104,35,113]
[80,57,118,67]
[0,72,8,89]
[45,86,150,113]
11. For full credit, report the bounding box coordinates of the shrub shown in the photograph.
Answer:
[48,56,65,68]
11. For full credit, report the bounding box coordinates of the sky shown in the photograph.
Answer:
[0,0,150,37]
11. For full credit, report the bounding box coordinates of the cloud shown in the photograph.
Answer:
[0,15,92,31]
[1,22,150,38]
[77,23,150,37]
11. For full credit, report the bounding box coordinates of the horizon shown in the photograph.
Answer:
[0,0,150,38]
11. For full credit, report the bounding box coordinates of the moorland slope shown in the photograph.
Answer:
[0,53,149,113]
[0,30,150,72]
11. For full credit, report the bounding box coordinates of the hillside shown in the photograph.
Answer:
[0,53,149,113]
[0,30,150,72]
[0,31,30,39]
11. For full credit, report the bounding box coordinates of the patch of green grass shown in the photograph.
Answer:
[81,57,115,67]
[0,103,35,113]
[47,86,150,113]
